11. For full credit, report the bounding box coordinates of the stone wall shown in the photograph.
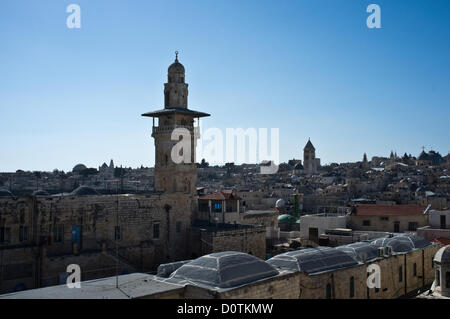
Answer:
[0,192,195,293]
[193,226,266,260]
[189,243,442,299]
[349,214,428,233]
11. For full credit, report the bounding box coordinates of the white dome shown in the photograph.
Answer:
[434,245,450,264]
[275,199,285,208]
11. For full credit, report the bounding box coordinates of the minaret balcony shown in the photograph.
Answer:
[152,125,199,136]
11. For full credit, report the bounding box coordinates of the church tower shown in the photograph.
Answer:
[303,138,318,175]
[142,52,210,194]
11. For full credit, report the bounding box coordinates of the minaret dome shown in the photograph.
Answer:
[168,51,185,83]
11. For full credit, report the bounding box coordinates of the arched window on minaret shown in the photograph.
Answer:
[164,90,169,107]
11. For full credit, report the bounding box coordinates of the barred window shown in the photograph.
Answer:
[349,276,355,298]
[153,223,160,239]
[114,226,122,241]
[0,227,11,243]
[54,225,64,243]
[19,226,28,242]
[326,283,332,299]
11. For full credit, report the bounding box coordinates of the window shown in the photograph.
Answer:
[413,263,417,277]
[399,266,403,282]
[176,221,182,233]
[363,220,371,226]
[408,222,418,231]
[153,223,160,239]
[394,221,400,232]
[0,227,11,243]
[380,217,389,221]
[349,277,354,298]
[446,272,450,289]
[114,226,122,241]
[436,269,440,286]
[54,225,64,243]
[19,226,28,242]
[326,283,332,299]
[214,203,222,212]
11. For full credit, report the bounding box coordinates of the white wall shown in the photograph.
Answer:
[429,210,450,229]
[299,214,348,240]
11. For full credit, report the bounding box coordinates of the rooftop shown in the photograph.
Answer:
[198,190,241,201]
[0,273,182,299]
[163,251,279,289]
[267,246,359,275]
[353,204,428,216]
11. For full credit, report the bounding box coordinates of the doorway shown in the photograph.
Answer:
[394,221,400,233]
[309,227,319,242]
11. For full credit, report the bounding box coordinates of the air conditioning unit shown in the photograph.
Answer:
[384,246,393,257]
[378,247,385,257]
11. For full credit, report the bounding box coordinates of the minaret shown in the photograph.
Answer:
[142,52,210,194]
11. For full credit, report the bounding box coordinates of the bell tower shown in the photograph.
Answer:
[303,138,317,175]
[142,52,210,194]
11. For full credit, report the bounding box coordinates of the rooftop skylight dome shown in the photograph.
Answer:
[335,241,380,263]
[164,251,279,289]
[266,246,359,274]
[370,234,431,254]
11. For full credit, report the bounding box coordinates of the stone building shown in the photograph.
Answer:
[432,245,450,297]
[416,149,445,167]
[98,159,115,179]
[1,234,441,299]
[0,54,265,294]
[417,210,450,243]
[196,190,279,248]
[0,192,195,294]
[189,224,267,260]
[197,190,241,223]
[299,212,348,243]
[349,204,429,233]
[303,139,320,175]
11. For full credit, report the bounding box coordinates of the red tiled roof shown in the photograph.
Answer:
[199,191,241,201]
[354,204,427,216]
[431,238,450,245]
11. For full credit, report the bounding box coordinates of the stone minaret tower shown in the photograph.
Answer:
[142,52,210,194]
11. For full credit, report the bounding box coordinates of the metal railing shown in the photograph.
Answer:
[152,125,199,135]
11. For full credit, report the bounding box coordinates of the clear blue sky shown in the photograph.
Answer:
[1,0,449,172]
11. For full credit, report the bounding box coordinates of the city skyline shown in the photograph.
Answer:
[1,0,449,172]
